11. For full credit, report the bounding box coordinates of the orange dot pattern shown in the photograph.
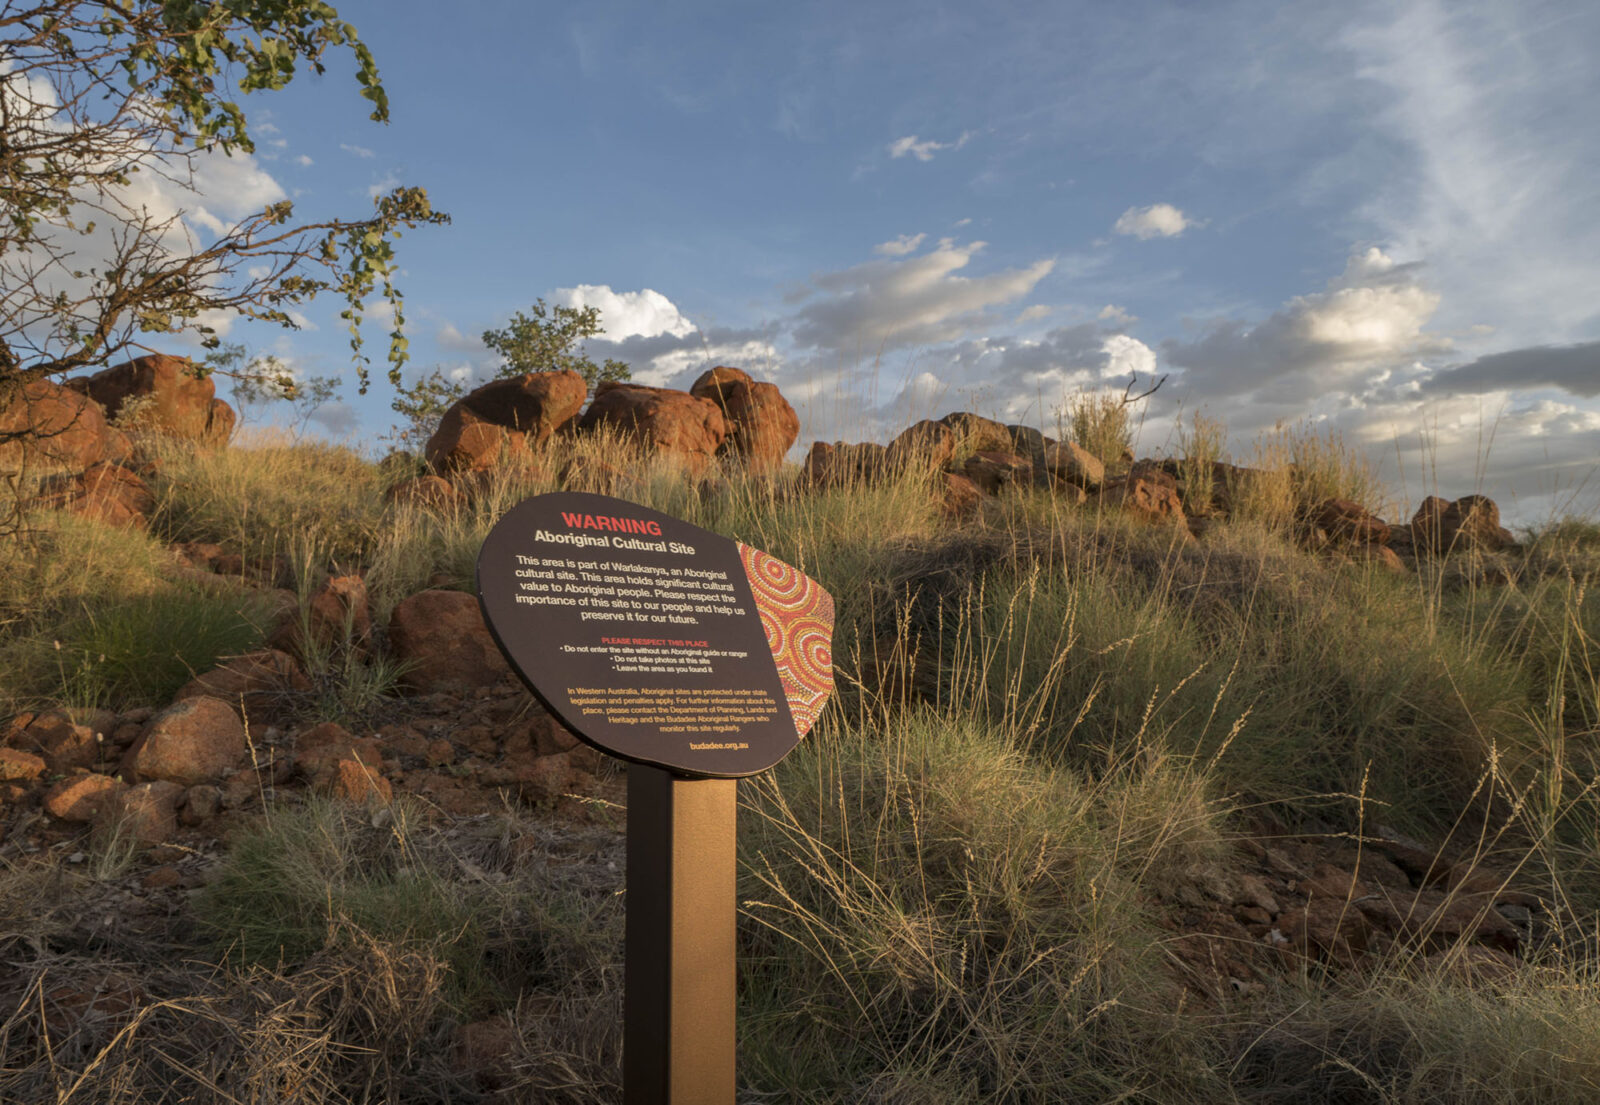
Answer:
[738,543,834,737]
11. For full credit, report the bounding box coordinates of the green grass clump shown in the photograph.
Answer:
[0,512,276,711]
[1232,966,1600,1104]
[1061,389,1135,467]
[148,434,383,572]
[738,709,1228,1102]
[196,797,615,1017]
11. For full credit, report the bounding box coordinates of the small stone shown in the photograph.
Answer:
[0,747,46,781]
[101,780,184,844]
[44,773,126,823]
[179,784,223,825]
[141,865,181,890]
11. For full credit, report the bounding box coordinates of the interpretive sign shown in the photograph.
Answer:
[478,491,835,1105]
[476,490,834,776]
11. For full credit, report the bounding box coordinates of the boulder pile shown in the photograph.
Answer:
[4,353,238,531]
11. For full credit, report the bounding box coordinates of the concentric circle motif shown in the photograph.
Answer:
[739,543,834,737]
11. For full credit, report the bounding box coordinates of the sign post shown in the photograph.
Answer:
[476,492,834,1104]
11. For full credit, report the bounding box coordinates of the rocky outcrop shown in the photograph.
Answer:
[940,472,981,521]
[73,353,234,444]
[577,381,727,476]
[689,366,798,474]
[425,371,587,475]
[6,711,102,773]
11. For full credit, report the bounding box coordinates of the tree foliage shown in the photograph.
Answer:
[0,0,449,400]
[387,300,631,453]
[480,299,630,389]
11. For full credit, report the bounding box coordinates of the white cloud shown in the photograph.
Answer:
[340,142,375,159]
[436,322,483,352]
[1112,203,1196,239]
[1102,333,1158,381]
[554,284,695,341]
[1098,304,1137,326]
[367,171,401,199]
[887,131,972,162]
[1016,304,1055,323]
[294,154,314,168]
[874,233,926,257]
[790,238,1055,354]
[1344,1,1600,352]
[1162,247,1447,404]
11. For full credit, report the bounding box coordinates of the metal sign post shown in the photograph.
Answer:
[476,492,834,1103]
[624,766,737,1105]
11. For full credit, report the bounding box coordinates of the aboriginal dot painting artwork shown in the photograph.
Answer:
[739,543,835,737]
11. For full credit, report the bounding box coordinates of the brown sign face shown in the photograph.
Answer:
[476,492,835,778]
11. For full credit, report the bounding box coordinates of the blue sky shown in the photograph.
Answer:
[176,0,1597,522]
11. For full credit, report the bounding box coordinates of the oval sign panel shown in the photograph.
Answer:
[476,492,835,778]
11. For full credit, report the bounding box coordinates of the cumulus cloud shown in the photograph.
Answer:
[339,142,375,159]
[1423,341,1600,399]
[874,233,926,257]
[436,322,483,352]
[887,132,972,162]
[294,154,314,167]
[1162,247,1448,404]
[789,238,1055,354]
[1112,203,1197,239]
[554,284,694,341]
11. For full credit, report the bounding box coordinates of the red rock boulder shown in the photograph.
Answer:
[1044,441,1106,491]
[6,711,101,772]
[1314,498,1391,547]
[174,649,311,722]
[33,462,154,528]
[1411,495,1513,554]
[940,411,1013,454]
[102,780,184,844]
[690,366,799,474]
[0,378,116,471]
[268,574,372,660]
[388,588,513,693]
[425,371,588,475]
[577,381,727,476]
[963,451,1032,495]
[1098,473,1188,525]
[122,696,247,786]
[940,472,981,521]
[802,441,889,488]
[885,420,957,474]
[75,353,234,443]
[44,773,126,823]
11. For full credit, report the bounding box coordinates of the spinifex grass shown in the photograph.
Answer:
[0,511,276,712]
[738,708,1232,1102]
